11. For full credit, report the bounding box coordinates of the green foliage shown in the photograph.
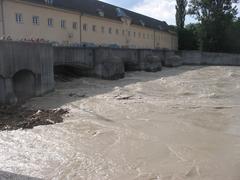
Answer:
[178,24,200,50]
[188,0,239,52]
[179,20,240,53]
[223,19,240,53]
[176,0,188,29]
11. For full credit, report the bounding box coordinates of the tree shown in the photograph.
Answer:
[188,0,238,52]
[176,0,188,29]
[178,23,200,50]
[176,0,188,50]
[224,18,240,53]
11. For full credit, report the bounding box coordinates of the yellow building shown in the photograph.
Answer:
[0,0,178,50]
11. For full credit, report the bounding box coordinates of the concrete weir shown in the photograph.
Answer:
[0,41,54,104]
[3,41,240,105]
[0,42,169,104]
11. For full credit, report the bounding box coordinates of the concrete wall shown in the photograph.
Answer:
[53,47,94,69]
[0,41,54,104]
[93,48,139,70]
[181,51,240,66]
[93,48,163,71]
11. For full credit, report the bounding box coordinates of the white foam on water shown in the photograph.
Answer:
[1,66,240,180]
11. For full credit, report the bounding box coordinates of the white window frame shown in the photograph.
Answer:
[83,24,87,31]
[48,18,53,27]
[72,22,77,30]
[101,26,105,33]
[15,13,23,24]
[60,20,66,29]
[32,16,40,25]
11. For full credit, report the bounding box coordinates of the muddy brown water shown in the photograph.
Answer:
[0,66,240,180]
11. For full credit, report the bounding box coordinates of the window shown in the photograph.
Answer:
[15,13,23,24]
[60,20,66,29]
[109,27,112,34]
[101,26,104,33]
[116,29,119,35]
[83,24,87,31]
[48,18,53,27]
[32,16,40,25]
[92,25,96,32]
[128,31,131,37]
[122,29,125,36]
[72,22,77,30]
[134,32,136,37]
[143,33,145,39]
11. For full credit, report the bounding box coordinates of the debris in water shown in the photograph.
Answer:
[115,94,134,100]
[69,93,86,98]
[0,106,69,131]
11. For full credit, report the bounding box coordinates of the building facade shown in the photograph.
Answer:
[0,0,178,50]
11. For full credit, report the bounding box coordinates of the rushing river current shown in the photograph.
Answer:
[1,66,240,180]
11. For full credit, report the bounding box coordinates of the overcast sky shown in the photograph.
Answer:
[100,0,240,25]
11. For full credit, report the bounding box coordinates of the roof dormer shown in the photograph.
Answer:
[116,8,127,17]
[139,19,145,26]
[97,9,104,17]
[45,0,53,5]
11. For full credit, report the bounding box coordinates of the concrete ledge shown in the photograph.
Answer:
[181,51,240,66]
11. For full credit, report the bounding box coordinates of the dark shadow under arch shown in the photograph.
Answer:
[0,75,5,104]
[54,65,83,81]
[12,70,36,101]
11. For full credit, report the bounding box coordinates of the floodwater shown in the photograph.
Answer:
[1,66,240,180]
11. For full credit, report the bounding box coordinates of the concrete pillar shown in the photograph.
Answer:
[4,78,17,104]
[35,73,42,96]
[139,49,162,72]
